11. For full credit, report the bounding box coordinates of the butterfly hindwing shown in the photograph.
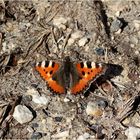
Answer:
[35,60,65,94]
[70,61,106,94]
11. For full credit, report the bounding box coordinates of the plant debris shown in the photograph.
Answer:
[0,0,140,139]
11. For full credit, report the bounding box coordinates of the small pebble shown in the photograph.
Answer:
[13,105,33,124]
[31,132,42,139]
[57,24,66,30]
[86,102,103,116]
[122,112,140,128]
[71,30,84,39]
[77,133,90,140]
[51,131,69,139]
[53,16,69,29]
[32,94,49,105]
[95,47,105,56]
[133,20,140,30]
[22,95,32,103]
[130,36,139,45]
[101,82,112,92]
[54,116,63,122]
[135,50,139,55]
[125,126,140,140]
[89,125,104,139]
[27,126,34,133]
[78,37,89,46]
[97,100,108,108]
[26,88,49,106]
[31,123,39,128]
[115,11,121,17]
[64,97,70,102]
[26,88,39,95]
[35,1,50,21]
[67,38,75,46]
[115,28,122,34]
[111,18,123,32]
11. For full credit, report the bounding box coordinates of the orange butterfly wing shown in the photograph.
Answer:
[71,62,106,94]
[35,61,65,94]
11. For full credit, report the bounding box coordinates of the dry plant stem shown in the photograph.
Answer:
[89,91,109,102]
[12,60,31,76]
[105,47,108,63]
[0,33,3,52]
[63,31,72,50]
[0,96,21,138]
[116,96,136,122]
[38,21,48,30]
[24,31,51,59]
[51,27,60,51]
[95,82,107,96]
[45,5,60,24]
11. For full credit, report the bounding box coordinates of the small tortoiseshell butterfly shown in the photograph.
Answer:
[35,56,107,94]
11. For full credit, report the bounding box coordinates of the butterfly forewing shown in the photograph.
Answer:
[70,61,106,94]
[35,60,65,94]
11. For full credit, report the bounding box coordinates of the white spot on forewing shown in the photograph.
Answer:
[41,61,46,68]
[49,61,52,67]
[84,61,87,68]
[36,62,39,66]
[91,62,95,68]
[99,63,102,67]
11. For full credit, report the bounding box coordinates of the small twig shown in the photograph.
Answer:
[0,32,3,52]
[104,47,108,63]
[63,31,72,50]
[116,96,136,122]
[45,5,60,24]
[51,27,60,51]
[89,91,109,102]
[0,96,21,138]
[95,82,107,96]
[24,31,51,59]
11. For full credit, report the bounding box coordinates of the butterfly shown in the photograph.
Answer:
[35,56,107,94]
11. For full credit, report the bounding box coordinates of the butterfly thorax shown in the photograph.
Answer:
[62,56,72,90]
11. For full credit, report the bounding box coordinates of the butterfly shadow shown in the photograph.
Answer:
[84,64,123,97]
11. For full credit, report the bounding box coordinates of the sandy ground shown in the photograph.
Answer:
[0,0,140,139]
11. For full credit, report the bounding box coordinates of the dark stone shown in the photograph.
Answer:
[95,47,104,56]
[54,116,63,122]
[31,132,42,139]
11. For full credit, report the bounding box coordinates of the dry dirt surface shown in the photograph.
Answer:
[0,0,140,139]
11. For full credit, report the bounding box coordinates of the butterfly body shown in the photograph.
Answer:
[35,56,106,94]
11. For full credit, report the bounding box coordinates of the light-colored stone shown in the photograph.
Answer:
[53,16,70,29]
[77,133,90,140]
[133,20,140,30]
[67,38,75,46]
[71,30,84,39]
[32,94,49,105]
[64,97,70,102]
[51,131,69,139]
[115,11,121,17]
[13,105,33,124]
[125,126,140,140]
[34,1,50,21]
[86,102,103,116]
[26,88,49,105]
[26,88,39,95]
[78,37,88,46]
[111,18,123,33]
